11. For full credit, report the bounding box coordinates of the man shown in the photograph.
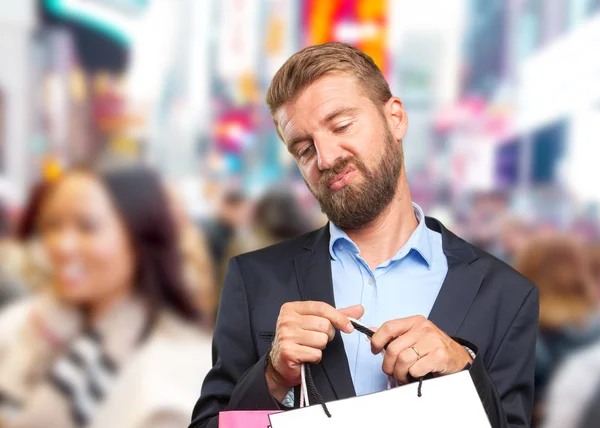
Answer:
[190,43,538,428]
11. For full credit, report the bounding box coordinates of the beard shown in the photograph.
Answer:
[307,125,402,230]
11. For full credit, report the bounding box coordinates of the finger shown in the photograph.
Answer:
[302,315,336,341]
[371,315,426,353]
[277,342,323,367]
[338,304,365,321]
[380,331,419,375]
[297,330,330,350]
[393,348,420,384]
[408,354,438,379]
[295,345,323,364]
[295,301,354,333]
[372,329,419,356]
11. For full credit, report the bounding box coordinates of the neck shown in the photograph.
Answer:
[343,170,418,270]
[89,286,133,326]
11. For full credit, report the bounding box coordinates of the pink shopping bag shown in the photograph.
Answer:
[219,410,281,428]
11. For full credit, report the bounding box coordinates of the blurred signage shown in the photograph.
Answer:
[44,0,149,44]
[494,138,521,189]
[217,0,260,83]
[302,0,388,73]
[84,0,149,14]
[263,0,297,79]
[517,13,600,132]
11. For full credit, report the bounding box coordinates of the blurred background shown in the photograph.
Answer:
[0,1,599,427]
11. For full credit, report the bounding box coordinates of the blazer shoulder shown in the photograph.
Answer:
[428,216,537,301]
[469,244,538,307]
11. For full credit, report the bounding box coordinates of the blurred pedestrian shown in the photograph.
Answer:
[200,189,249,279]
[226,188,314,255]
[497,215,531,266]
[0,200,26,308]
[515,235,600,425]
[167,186,217,325]
[587,242,600,304]
[218,188,315,287]
[0,166,212,428]
[541,336,600,428]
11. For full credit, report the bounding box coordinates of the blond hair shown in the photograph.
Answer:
[266,42,391,121]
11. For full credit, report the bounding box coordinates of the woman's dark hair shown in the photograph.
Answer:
[17,181,52,240]
[97,166,198,321]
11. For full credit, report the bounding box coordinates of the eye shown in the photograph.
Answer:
[333,123,352,133]
[299,145,314,158]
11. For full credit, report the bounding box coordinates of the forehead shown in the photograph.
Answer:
[275,74,369,136]
[46,174,112,212]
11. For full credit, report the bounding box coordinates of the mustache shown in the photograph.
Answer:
[318,157,365,190]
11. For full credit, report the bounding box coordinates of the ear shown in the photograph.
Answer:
[385,97,408,142]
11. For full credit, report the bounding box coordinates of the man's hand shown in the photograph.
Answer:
[370,315,472,385]
[265,301,364,400]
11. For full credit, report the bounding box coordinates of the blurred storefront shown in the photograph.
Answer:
[436,0,600,229]
[0,0,37,204]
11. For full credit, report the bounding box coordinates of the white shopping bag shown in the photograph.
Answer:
[268,369,491,428]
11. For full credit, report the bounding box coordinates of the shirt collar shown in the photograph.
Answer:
[328,202,433,268]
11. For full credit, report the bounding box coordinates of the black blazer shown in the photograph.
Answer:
[190,218,539,428]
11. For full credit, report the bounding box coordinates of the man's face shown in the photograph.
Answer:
[275,74,407,229]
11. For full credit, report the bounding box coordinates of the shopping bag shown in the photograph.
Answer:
[268,365,491,428]
[219,410,281,428]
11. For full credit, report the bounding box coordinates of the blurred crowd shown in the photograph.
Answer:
[458,192,600,427]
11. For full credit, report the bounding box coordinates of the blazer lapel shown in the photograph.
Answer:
[294,225,356,400]
[426,217,486,337]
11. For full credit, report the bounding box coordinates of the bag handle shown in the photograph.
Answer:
[300,363,332,417]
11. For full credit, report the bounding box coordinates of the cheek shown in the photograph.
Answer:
[300,161,321,188]
[77,231,135,299]
[91,233,134,283]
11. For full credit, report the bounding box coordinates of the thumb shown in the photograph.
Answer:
[339,304,365,321]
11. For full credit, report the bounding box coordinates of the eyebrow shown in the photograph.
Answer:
[319,106,360,126]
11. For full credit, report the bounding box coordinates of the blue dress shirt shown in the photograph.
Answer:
[330,203,448,396]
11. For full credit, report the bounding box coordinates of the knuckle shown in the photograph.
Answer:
[434,348,446,361]
[387,343,401,358]
[309,349,322,363]
[397,349,411,363]
[280,302,292,314]
[319,319,331,332]
[408,365,418,377]
[381,322,394,336]
[318,333,329,348]
[279,343,291,358]
[278,331,293,343]
[382,362,393,376]
[309,301,323,315]
[421,320,433,332]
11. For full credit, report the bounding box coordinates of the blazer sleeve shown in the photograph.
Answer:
[189,257,282,428]
[466,285,539,428]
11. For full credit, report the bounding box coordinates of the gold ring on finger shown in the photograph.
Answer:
[411,346,420,360]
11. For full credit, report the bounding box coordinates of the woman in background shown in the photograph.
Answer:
[0,165,212,428]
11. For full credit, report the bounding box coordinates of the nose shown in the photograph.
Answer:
[314,135,343,171]
[50,229,78,260]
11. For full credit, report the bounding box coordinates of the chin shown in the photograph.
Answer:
[53,282,93,306]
